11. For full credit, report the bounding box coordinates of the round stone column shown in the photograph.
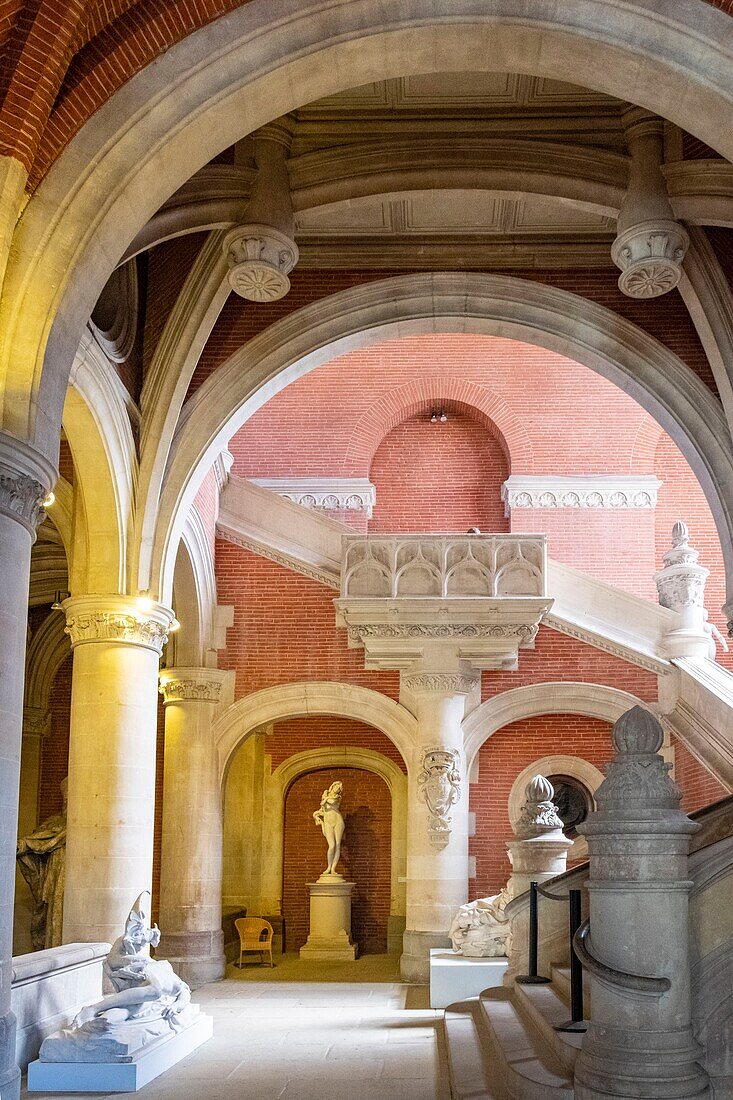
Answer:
[62,595,173,945]
[401,673,473,983]
[157,668,228,986]
[575,706,709,1100]
[0,435,55,1100]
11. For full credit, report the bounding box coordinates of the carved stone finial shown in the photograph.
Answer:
[514,774,564,838]
[611,705,664,756]
[655,521,708,613]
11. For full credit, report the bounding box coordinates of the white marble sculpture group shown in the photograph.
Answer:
[313,780,346,879]
[39,892,196,1063]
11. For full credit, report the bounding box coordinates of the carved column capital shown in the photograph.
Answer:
[0,432,57,537]
[223,223,298,301]
[22,705,51,740]
[62,595,174,655]
[402,671,478,696]
[159,667,228,705]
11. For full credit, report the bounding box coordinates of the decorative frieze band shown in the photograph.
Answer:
[403,672,478,695]
[502,475,661,514]
[348,623,538,643]
[249,478,376,517]
[159,669,227,705]
[62,596,174,655]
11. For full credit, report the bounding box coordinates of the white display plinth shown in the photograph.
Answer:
[300,878,357,961]
[27,1013,213,1092]
[429,949,508,1009]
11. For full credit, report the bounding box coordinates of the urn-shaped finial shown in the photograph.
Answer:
[611,705,664,755]
[672,520,689,547]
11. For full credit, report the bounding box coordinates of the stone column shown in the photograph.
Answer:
[0,435,55,1100]
[401,672,473,983]
[61,595,173,945]
[157,668,228,986]
[574,706,709,1100]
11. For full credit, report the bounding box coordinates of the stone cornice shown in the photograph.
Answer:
[502,474,661,514]
[159,667,228,704]
[249,477,376,516]
[62,596,174,654]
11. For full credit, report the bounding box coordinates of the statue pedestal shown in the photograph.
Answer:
[300,879,357,961]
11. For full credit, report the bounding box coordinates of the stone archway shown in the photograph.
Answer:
[4,0,733,463]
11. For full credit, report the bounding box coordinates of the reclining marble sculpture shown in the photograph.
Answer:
[449,886,513,957]
[38,892,196,1063]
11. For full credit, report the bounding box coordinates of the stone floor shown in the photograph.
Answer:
[22,955,450,1100]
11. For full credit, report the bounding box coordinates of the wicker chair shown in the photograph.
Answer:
[235,917,275,968]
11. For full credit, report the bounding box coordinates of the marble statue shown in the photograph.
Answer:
[16,777,67,949]
[39,891,196,1063]
[449,886,513,957]
[313,780,345,879]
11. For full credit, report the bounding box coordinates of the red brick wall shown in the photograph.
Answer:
[282,766,392,955]
[268,717,407,772]
[368,408,509,534]
[673,735,729,813]
[470,715,613,897]
[215,540,400,702]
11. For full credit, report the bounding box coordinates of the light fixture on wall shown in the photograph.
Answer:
[440,410,448,423]
[430,409,448,424]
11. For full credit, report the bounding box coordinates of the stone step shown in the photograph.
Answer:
[444,999,499,1099]
[478,987,574,1100]
[550,964,592,1013]
[512,981,584,1075]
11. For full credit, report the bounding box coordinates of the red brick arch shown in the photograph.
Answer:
[344,376,534,475]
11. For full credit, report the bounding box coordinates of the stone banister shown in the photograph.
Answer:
[340,533,547,599]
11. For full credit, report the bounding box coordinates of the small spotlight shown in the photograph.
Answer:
[42,491,55,508]
[169,618,181,633]
[430,411,438,424]
[439,410,448,423]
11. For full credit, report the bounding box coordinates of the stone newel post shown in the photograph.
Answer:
[401,672,473,983]
[62,595,174,945]
[574,706,709,1100]
[157,668,228,986]
[0,435,55,1100]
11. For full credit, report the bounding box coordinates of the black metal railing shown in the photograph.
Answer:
[516,880,587,1032]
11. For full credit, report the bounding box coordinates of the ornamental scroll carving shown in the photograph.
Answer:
[417,747,461,850]
[348,623,537,643]
[403,673,477,695]
[0,468,47,533]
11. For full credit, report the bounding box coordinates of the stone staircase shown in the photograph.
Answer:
[444,970,586,1100]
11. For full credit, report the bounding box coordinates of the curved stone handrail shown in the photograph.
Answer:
[573,920,670,997]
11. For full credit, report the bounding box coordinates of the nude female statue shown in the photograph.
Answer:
[313,780,345,878]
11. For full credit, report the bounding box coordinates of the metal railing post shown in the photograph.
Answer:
[516,881,551,985]
[555,888,587,1032]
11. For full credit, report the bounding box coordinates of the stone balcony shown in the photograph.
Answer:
[334,534,552,672]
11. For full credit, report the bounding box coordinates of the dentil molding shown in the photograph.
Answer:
[62,596,174,654]
[250,477,376,516]
[502,474,661,514]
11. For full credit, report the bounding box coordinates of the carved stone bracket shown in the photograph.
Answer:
[223,223,299,302]
[417,746,461,849]
[159,668,227,705]
[611,220,689,298]
[62,596,174,655]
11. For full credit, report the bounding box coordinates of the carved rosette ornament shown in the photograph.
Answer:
[159,669,226,705]
[417,746,461,849]
[611,221,689,299]
[223,224,298,302]
[62,596,173,655]
[514,775,565,839]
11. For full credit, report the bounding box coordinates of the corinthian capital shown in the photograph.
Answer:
[62,595,174,655]
[159,667,228,704]
[0,433,57,537]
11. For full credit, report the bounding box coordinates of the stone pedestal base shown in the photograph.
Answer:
[27,1014,212,1092]
[299,879,357,961]
[429,949,508,1009]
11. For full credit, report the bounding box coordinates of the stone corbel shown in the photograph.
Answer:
[223,118,298,301]
[612,109,689,298]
